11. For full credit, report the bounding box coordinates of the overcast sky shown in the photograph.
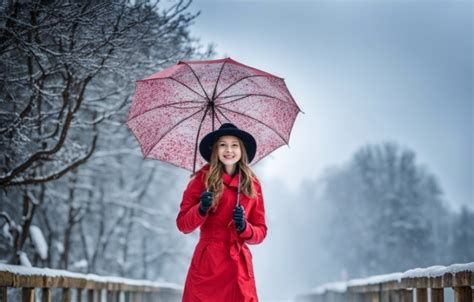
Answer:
[188,0,473,211]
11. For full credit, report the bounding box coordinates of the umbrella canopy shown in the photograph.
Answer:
[127,57,301,172]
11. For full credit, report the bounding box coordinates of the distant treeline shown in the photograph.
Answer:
[301,142,473,280]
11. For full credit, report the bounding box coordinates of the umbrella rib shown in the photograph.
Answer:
[144,107,205,157]
[167,77,208,100]
[181,62,211,101]
[211,60,228,100]
[217,93,300,111]
[127,100,204,122]
[213,109,224,125]
[167,104,203,110]
[216,106,289,145]
[214,106,232,124]
[215,75,271,99]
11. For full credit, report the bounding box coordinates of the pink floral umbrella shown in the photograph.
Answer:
[127,57,301,172]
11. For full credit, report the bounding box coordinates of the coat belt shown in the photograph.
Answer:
[199,223,247,263]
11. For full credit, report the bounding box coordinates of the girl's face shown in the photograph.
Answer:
[217,135,242,167]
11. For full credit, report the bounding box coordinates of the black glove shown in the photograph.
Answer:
[233,204,247,233]
[198,191,213,216]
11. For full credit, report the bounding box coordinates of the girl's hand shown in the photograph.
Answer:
[198,191,213,216]
[233,204,247,233]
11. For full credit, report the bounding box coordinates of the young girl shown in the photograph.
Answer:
[176,123,267,302]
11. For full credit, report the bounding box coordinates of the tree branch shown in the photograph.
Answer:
[5,133,98,186]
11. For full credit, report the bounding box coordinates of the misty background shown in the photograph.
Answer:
[1,0,472,301]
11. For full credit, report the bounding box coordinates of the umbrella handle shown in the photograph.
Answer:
[236,165,241,207]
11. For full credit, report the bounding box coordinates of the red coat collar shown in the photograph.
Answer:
[198,164,240,188]
[222,172,239,188]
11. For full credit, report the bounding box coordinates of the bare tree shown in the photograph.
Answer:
[0,0,209,186]
[0,0,214,272]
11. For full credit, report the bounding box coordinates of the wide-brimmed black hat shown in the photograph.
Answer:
[199,123,257,163]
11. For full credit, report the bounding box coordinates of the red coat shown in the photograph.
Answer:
[176,165,267,302]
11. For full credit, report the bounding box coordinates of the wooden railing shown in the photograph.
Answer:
[295,262,474,302]
[0,264,182,302]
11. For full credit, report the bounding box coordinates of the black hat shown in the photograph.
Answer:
[199,123,257,163]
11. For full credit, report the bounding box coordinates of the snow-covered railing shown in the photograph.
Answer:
[0,264,182,302]
[295,262,474,302]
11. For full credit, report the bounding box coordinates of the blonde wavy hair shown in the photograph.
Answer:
[204,137,256,209]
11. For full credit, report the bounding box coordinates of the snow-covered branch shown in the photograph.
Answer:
[6,133,98,186]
